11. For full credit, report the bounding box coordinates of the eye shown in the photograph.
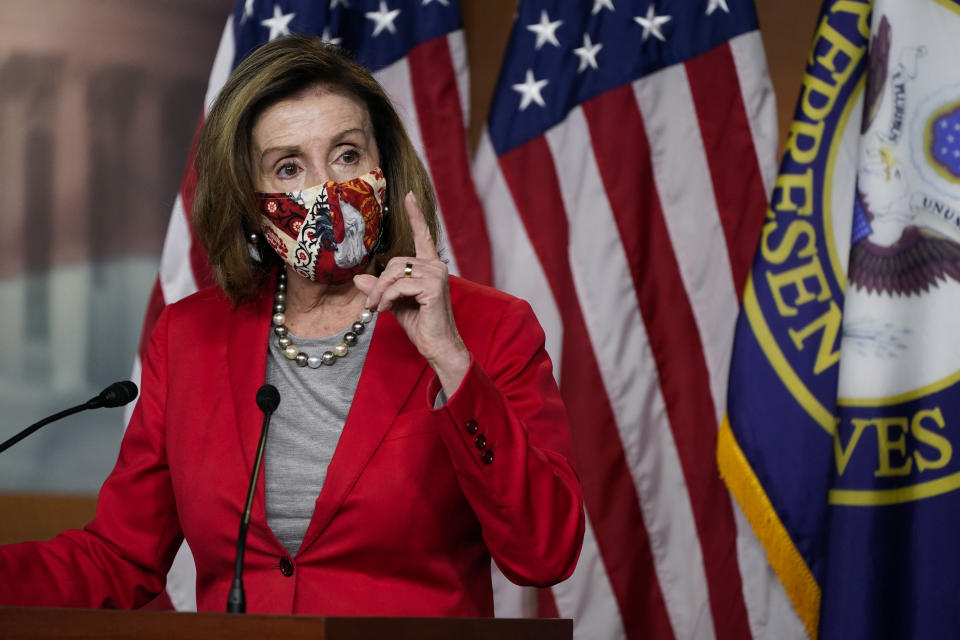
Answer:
[275,161,301,179]
[337,149,360,165]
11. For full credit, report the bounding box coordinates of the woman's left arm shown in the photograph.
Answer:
[431,296,585,587]
[355,192,584,586]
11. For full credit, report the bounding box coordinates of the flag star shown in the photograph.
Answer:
[241,0,255,22]
[261,5,295,41]
[573,33,602,72]
[592,0,615,14]
[366,1,401,37]
[330,0,350,8]
[321,26,342,46]
[512,69,549,111]
[422,0,450,5]
[706,0,730,15]
[526,10,563,50]
[634,5,672,42]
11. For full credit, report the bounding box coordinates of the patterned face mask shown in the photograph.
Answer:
[256,167,386,284]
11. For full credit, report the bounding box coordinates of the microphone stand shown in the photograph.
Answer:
[227,384,280,614]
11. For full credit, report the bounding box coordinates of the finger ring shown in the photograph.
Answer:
[403,262,413,278]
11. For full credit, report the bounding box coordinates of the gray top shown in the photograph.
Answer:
[263,315,377,556]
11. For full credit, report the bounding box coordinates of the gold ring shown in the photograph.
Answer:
[403,262,413,278]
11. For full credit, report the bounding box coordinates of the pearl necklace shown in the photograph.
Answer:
[271,271,374,368]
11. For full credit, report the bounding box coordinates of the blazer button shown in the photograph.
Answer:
[279,557,294,577]
[466,419,479,435]
[474,434,487,450]
[481,450,494,465]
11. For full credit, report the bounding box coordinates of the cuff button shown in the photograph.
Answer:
[474,434,487,450]
[481,450,494,465]
[465,419,479,435]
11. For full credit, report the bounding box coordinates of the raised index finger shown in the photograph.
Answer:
[404,190,438,260]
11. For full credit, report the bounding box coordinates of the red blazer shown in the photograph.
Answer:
[0,276,584,616]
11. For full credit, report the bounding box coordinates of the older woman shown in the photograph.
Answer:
[0,36,583,616]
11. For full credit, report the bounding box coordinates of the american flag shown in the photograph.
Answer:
[472,0,805,638]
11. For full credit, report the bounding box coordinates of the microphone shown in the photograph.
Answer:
[255,384,280,413]
[86,380,139,409]
[0,381,139,455]
[227,384,280,614]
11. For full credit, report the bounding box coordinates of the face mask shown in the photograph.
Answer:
[256,167,386,284]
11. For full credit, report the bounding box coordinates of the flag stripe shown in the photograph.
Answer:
[551,514,626,640]
[633,68,739,424]
[685,43,769,299]
[473,133,565,371]
[581,84,751,640]
[544,105,716,640]
[727,32,778,199]
[407,35,492,284]
[373,57,460,277]
[447,30,470,133]
[498,137,675,640]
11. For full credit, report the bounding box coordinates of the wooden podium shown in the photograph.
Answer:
[0,607,572,639]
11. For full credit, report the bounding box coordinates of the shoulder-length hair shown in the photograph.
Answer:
[192,35,439,303]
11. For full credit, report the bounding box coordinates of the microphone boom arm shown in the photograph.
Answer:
[0,381,139,456]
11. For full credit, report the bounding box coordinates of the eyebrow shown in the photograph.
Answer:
[258,128,369,167]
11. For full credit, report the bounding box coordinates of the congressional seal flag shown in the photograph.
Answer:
[473,1,807,639]
[721,0,960,637]
[132,0,483,611]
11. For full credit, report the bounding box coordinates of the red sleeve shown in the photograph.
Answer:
[429,297,584,587]
[0,307,183,608]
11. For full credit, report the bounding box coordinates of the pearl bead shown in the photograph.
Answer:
[277,282,287,292]
[274,304,285,314]
[248,233,259,243]
[284,345,299,360]
[272,313,286,327]
[278,271,287,281]
[275,292,286,304]
[344,331,357,346]
[351,322,364,334]
[274,326,287,338]
[333,343,348,357]
[278,336,291,348]
[322,351,336,365]
[295,353,308,367]
[360,309,373,323]
[307,355,322,368]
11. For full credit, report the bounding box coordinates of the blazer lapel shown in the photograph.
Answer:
[298,311,427,553]
[227,283,273,480]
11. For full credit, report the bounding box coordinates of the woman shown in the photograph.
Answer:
[0,36,584,616]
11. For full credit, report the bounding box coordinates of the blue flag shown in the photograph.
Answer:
[722,0,960,637]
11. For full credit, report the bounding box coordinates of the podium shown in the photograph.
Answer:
[0,607,572,639]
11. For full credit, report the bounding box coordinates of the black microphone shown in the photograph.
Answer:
[227,383,280,614]
[86,380,139,409]
[0,381,139,455]
[256,384,280,413]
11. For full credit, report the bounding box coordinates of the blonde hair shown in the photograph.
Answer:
[192,35,438,303]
